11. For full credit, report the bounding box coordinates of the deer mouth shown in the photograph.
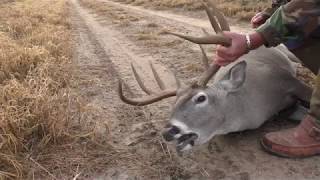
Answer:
[176,133,198,152]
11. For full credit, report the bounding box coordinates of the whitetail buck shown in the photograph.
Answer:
[118,0,312,152]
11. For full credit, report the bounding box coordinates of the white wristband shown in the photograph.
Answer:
[245,34,252,51]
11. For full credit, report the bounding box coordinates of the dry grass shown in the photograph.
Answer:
[0,0,83,178]
[114,0,270,20]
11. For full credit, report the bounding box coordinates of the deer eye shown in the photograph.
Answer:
[196,95,206,103]
[193,92,208,104]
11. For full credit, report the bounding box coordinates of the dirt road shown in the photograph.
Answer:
[71,0,320,179]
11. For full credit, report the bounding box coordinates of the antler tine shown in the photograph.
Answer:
[206,0,230,31]
[131,63,154,95]
[202,1,222,34]
[165,31,231,46]
[118,80,177,106]
[199,28,210,69]
[150,62,166,90]
[199,45,209,69]
[198,64,221,87]
[200,28,211,69]
[118,62,180,106]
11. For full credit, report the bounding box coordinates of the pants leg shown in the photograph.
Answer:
[310,75,320,121]
[290,39,320,122]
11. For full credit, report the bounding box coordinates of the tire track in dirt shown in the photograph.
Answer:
[72,0,320,179]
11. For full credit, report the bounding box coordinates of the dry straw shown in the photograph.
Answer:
[0,0,75,178]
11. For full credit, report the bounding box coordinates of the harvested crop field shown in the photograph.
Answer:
[1,0,319,179]
[112,0,271,20]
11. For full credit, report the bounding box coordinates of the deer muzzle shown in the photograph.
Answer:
[162,124,198,152]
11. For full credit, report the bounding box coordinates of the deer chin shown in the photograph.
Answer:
[197,123,243,145]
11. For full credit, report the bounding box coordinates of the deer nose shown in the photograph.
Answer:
[162,125,180,142]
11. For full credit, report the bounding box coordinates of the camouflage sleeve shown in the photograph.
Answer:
[256,0,320,47]
[262,0,291,17]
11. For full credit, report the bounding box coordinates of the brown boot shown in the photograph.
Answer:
[261,115,320,158]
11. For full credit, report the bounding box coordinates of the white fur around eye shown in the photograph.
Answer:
[192,92,208,106]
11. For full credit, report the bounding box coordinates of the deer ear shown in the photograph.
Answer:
[219,61,247,92]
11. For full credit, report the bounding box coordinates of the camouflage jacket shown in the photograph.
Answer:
[256,0,320,48]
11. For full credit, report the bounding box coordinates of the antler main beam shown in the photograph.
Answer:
[118,82,176,106]
[118,62,178,106]
[165,32,231,46]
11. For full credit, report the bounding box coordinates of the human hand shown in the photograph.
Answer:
[251,12,269,28]
[215,32,248,66]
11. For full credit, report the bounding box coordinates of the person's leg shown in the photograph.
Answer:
[310,75,320,120]
[261,39,320,158]
[291,38,320,74]
[292,39,320,122]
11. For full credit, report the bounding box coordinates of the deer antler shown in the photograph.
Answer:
[199,28,210,69]
[166,0,231,87]
[118,62,178,106]
[118,0,231,106]
[164,32,230,47]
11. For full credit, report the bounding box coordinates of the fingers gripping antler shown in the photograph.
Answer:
[118,62,178,106]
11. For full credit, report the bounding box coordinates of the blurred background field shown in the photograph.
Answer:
[113,0,270,20]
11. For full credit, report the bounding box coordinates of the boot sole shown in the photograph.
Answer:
[260,139,319,159]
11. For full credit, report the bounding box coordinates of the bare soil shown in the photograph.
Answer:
[70,0,320,179]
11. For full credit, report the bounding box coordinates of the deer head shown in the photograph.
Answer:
[118,0,246,152]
